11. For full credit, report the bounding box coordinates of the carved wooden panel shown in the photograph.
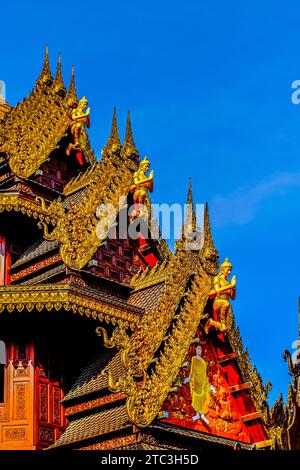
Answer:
[15,383,26,420]
[38,427,54,445]
[39,383,49,422]
[53,388,61,425]
[3,427,27,441]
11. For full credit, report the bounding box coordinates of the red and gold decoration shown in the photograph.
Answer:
[0,47,275,451]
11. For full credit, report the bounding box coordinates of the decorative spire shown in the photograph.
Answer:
[65,65,78,105]
[203,202,217,251]
[52,55,66,94]
[185,178,198,232]
[177,178,201,251]
[36,45,52,87]
[200,202,219,275]
[121,111,139,164]
[102,107,121,157]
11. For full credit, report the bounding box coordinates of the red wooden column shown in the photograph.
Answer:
[0,235,11,286]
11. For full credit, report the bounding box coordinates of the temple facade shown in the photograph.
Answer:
[0,48,276,450]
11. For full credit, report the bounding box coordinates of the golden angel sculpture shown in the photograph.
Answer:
[129,156,154,220]
[66,96,90,161]
[204,258,236,334]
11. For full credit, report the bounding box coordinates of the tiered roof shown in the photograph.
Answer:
[0,49,272,450]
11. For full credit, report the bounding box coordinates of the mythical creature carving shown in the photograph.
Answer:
[96,326,130,349]
[283,349,300,377]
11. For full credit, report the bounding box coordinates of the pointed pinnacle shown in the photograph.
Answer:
[187,177,193,205]
[122,111,139,159]
[187,178,197,226]
[36,45,52,86]
[203,202,217,252]
[110,107,121,145]
[53,54,65,92]
[184,178,197,232]
[66,65,78,105]
[102,107,122,156]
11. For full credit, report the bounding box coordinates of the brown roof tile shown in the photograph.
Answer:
[51,404,130,447]
[63,351,126,403]
[128,282,165,312]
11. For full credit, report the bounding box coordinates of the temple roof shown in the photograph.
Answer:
[50,404,130,448]
[128,282,165,311]
[11,240,58,269]
[0,48,94,179]
[62,351,125,403]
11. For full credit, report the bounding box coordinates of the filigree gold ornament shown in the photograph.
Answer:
[0,193,57,226]
[38,111,138,271]
[1,49,94,179]
[126,270,211,427]
[200,203,219,275]
[0,285,141,327]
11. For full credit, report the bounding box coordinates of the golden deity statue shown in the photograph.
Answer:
[129,156,153,219]
[183,345,216,424]
[204,258,236,335]
[66,96,90,156]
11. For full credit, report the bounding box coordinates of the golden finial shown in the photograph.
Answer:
[185,178,197,231]
[66,65,78,107]
[36,45,52,86]
[140,156,150,166]
[102,107,121,157]
[121,111,139,163]
[220,258,232,269]
[78,96,88,105]
[53,55,66,94]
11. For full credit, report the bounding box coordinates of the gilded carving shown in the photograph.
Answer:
[66,96,90,158]
[204,258,236,334]
[199,203,219,276]
[0,194,57,226]
[39,149,135,271]
[129,156,153,220]
[1,49,94,179]
[123,248,198,378]
[126,270,212,427]
[0,284,141,328]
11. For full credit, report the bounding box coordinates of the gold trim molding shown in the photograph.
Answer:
[0,284,141,329]
[0,193,57,226]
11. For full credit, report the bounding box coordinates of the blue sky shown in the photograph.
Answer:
[2,0,300,404]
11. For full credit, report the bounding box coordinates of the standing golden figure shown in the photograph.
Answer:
[66,96,90,157]
[130,156,154,219]
[205,258,236,334]
[183,345,216,424]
